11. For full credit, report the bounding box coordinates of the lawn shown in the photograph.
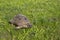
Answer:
[0,0,60,40]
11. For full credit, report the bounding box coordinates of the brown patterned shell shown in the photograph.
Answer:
[9,14,32,29]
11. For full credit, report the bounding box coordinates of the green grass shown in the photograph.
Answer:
[0,0,60,40]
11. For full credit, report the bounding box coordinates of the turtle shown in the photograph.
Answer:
[9,14,32,29]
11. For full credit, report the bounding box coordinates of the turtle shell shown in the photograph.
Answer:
[9,14,32,29]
